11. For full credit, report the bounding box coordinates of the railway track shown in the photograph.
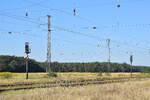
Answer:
[0,77,149,92]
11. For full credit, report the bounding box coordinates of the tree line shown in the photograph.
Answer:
[0,55,149,73]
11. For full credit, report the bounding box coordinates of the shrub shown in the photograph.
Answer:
[141,73,150,77]
[104,73,111,76]
[47,72,57,77]
[97,72,103,77]
[0,72,13,79]
[118,74,126,77]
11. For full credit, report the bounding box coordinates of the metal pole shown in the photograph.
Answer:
[26,54,29,79]
[47,15,51,73]
[107,39,111,73]
[130,55,133,78]
[25,42,30,80]
[130,62,133,78]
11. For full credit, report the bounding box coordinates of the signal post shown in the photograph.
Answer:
[25,42,31,79]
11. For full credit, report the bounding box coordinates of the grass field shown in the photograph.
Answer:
[0,79,150,100]
[0,72,150,100]
[0,72,145,84]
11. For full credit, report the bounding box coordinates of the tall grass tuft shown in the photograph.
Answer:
[0,72,13,79]
[47,72,57,78]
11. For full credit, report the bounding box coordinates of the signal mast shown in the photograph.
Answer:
[25,42,31,79]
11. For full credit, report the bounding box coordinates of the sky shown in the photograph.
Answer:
[0,0,150,66]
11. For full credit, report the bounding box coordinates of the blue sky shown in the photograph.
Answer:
[0,0,150,66]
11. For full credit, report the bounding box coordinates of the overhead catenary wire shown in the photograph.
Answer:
[21,0,96,24]
[0,0,150,65]
[81,24,150,30]
[0,30,41,38]
[0,12,38,25]
[54,37,107,48]
[1,11,150,30]
[0,11,150,54]
[0,28,107,49]
[53,25,150,52]
[1,30,150,62]
[0,0,143,12]
[0,0,47,13]
[53,25,107,41]
[0,0,146,27]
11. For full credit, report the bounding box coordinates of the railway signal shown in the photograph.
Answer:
[25,42,31,79]
[130,55,133,78]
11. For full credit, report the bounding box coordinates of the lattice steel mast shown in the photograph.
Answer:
[47,15,51,72]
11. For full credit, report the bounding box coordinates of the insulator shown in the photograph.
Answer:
[97,44,100,47]
[73,8,76,16]
[8,32,12,34]
[26,12,28,17]
[92,26,97,29]
[25,9,28,17]
[117,4,121,8]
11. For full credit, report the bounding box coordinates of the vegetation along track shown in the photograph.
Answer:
[0,77,149,92]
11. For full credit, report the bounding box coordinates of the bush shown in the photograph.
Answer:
[118,74,126,77]
[0,72,13,79]
[47,72,57,77]
[97,72,103,77]
[104,73,111,76]
[141,73,150,77]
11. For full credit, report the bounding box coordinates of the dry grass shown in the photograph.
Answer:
[0,72,143,84]
[0,72,98,84]
[0,79,150,100]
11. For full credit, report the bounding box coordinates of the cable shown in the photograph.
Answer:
[54,37,107,48]
[1,0,147,28]
[2,11,150,31]
[0,28,42,38]
[0,0,47,13]
[0,12,39,25]
[0,26,106,48]
[22,0,96,24]
[54,25,150,52]
[53,25,106,41]
[82,24,150,30]
[1,12,150,53]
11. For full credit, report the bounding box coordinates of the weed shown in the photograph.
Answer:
[97,72,103,77]
[0,72,13,79]
[47,72,57,77]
